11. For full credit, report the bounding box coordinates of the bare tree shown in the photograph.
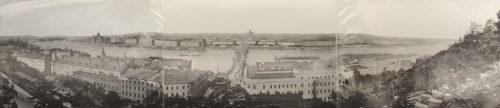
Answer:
[466,22,482,36]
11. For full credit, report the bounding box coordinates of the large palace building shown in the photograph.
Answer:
[243,56,351,101]
[14,48,209,101]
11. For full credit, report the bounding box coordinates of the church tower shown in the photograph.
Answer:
[246,29,254,36]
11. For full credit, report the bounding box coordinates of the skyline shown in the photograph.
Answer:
[0,0,499,39]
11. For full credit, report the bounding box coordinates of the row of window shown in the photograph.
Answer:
[249,81,336,90]
[120,89,189,99]
[122,91,145,99]
[306,89,334,94]
[301,74,335,80]
[255,88,334,96]
[123,81,188,91]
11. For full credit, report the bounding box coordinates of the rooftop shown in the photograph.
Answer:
[55,56,129,73]
[122,68,207,84]
[17,52,45,59]
[257,61,311,70]
[247,65,296,79]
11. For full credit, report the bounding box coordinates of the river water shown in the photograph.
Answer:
[33,41,452,72]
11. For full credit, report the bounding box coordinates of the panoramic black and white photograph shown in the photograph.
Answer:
[0,0,499,108]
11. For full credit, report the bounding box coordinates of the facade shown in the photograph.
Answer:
[212,41,236,47]
[278,41,296,46]
[237,40,258,46]
[125,38,139,45]
[257,41,277,47]
[110,38,126,44]
[120,66,205,100]
[180,40,200,47]
[155,40,178,48]
[138,38,154,47]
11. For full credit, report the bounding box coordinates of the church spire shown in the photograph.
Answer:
[247,29,254,36]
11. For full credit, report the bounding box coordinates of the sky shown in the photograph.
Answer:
[0,0,499,39]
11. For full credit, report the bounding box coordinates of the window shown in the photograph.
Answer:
[263,85,266,89]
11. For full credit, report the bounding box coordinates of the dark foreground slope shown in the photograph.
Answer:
[394,16,500,107]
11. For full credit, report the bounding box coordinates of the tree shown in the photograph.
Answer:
[496,10,500,33]
[69,91,96,108]
[484,19,496,33]
[142,91,162,108]
[466,22,482,36]
[342,91,368,108]
[11,101,18,108]
[353,68,362,89]
[102,91,124,108]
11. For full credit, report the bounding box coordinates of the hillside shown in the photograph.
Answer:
[395,13,500,107]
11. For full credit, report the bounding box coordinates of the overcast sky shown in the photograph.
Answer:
[0,0,499,39]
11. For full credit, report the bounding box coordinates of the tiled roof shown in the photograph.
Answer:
[153,70,202,84]
[121,68,160,80]
[126,58,191,70]
[256,61,311,71]
[17,52,45,59]
[122,68,207,84]
[247,65,296,79]
[55,56,128,72]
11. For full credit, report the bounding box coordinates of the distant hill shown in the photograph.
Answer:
[1,32,452,46]
[339,33,452,45]
[0,35,38,41]
[103,32,451,45]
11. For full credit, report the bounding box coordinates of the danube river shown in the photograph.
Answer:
[33,41,452,72]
